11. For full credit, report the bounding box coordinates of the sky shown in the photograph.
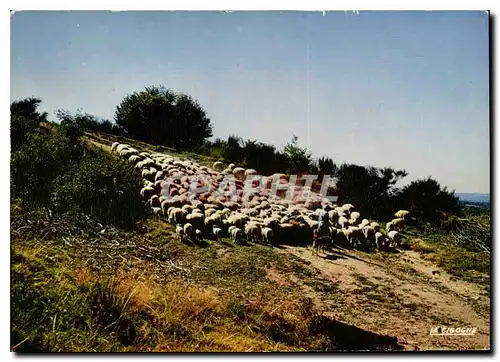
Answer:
[10,11,490,193]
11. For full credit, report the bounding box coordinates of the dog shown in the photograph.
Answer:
[312,236,331,255]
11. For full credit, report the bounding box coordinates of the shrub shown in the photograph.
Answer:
[10,126,83,207]
[51,150,145,228]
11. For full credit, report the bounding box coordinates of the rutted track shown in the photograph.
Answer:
[278,244,490,350]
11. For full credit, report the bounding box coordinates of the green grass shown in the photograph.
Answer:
[11,248,132,352]
[401,222,490,288]
[425,246,490,286]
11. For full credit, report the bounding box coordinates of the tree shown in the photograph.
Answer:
[172,93,213,151]
[243,140,278,174]
[396,177,461,223]
[283,135,313,174]
[11,97,48,149]
[334,164,407,219]
[56,110,120,138]
[222,135,244,163]
[317,156,337,176]
[114,86,213,150]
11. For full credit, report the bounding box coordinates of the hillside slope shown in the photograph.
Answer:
[11,132,490,352]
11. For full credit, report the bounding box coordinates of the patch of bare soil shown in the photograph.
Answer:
[277,245,490,351]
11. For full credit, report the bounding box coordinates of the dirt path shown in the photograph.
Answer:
[278,245,490,351]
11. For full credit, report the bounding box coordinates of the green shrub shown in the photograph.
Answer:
[10,127,83,207]
[51,150,145,228]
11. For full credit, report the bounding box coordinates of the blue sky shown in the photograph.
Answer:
[10,11,490,193]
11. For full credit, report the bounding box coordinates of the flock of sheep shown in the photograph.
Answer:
[111,141,409,253]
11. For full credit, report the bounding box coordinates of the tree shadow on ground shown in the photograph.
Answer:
[309,315,403,351]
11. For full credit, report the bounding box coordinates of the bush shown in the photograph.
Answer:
[51,150,145,228]
[11,97,145,229]
[10,126,83,207]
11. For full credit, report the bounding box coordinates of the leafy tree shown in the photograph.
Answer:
[11,97,48,149]
[172,93,213,151]
[317,156,337,176]
[283,135,313,174]
[335,164,407,219]
[243,140,279,174]
[56,110,121,136]
[222,135,244,164]
[396,177,461,223]
[114,86,212,150]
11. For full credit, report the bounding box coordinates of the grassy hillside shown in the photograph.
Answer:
[11,131,491,352]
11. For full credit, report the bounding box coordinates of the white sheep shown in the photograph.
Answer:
[213,161,224,172]
[128,155,142,164]
[230,227,243,244]
[184,223,194,239]
[111,142,119,151]
[387,230,402,249]
[176,224,185,242]
[244,222,261,243]
[148,195,161,208]
[186,212,204,230]
[350,211,361,221]
[375,232,388,250]
[370,222,380,232]
[362,225,376,244]
[169,208,186,224]
[338,216,349,229]
[155,170,166,182]
[232,167,246,180]
[343,226,363,248]
[228,225,237,234]
[386,221,395,232]
[391,218,404,231]
[213,227,223,240]
[261,227,274,244]
[360,219,370,227]
[115,144,130,153]
[205,208,217,218]
[394,210,410,220]
[341,203,355,213]
[195,229,203,242]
